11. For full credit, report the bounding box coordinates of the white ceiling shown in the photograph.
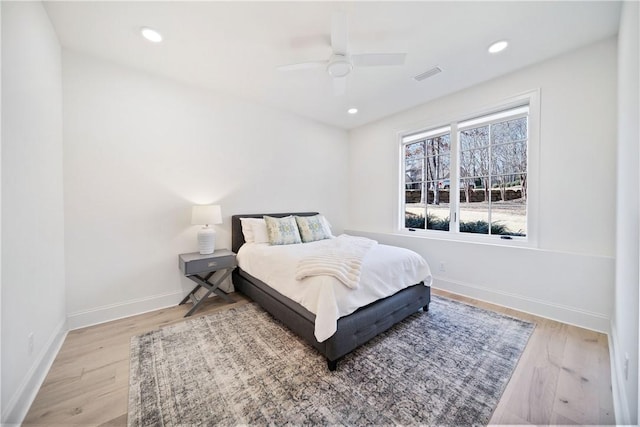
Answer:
[44,1,621,130]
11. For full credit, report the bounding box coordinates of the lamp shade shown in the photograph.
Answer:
[191,205,222,226]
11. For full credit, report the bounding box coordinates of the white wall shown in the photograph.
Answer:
[348,38,617,332]
[1,2,67,423]
[611,1,639,424]
[62,50,349,328]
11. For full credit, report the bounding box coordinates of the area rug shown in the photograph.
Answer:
[128,296,534,426]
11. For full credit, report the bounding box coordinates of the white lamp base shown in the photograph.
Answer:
[197,226,216,254]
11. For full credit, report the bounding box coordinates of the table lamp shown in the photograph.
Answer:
[191,205,222,254]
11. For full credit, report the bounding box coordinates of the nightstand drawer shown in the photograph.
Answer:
[183,256,236,275]
[179,250,237,276]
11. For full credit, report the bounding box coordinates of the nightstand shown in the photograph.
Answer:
[178,249,237,317]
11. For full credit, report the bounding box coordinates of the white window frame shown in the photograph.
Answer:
[397,90,540,247]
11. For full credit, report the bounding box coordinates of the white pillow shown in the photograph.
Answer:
[240,218,255,243]
[252,219,270,243]
[319,215,334,237]
[240,217,269,244]
[240,218,269,244]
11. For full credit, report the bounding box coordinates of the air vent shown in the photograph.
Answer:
[413,66,442,82]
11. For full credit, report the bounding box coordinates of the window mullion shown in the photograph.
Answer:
[422,144,427,227]
[487,124,493,235]
[450,123,460,234]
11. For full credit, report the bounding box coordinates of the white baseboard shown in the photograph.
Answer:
[608,321,632,425]
[67,290,185,330]
[432,276,611,333]
[2,320,67,426]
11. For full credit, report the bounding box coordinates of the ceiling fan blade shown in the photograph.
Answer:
[277,61,326,71]
[332,76,346,96]
[331,12,348,55]
[352,53,407,67]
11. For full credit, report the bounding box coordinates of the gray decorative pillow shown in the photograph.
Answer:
[264,215,302,245]
[295,215,332,243]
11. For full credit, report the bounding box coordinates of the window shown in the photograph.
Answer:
[404,126,452,231]
[401,99,534,241]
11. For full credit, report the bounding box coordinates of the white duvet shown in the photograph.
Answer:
[236,236,432,342]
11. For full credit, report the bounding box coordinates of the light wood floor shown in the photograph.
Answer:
[23,289,615,426]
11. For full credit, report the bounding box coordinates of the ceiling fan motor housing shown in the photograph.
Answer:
[327,54,352,78]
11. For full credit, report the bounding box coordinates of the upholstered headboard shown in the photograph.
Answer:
[231,212,318,253]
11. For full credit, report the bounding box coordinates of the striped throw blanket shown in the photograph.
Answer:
[295,235,377,289]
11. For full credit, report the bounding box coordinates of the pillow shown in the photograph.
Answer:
[295,215,332,243]
[252,220,269,243]
[319,215,334,237]
[240,218,269,244]
[240,218,255,243]
[264,215,302,245]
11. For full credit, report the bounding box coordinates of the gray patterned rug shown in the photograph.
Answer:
[128,295,534,426]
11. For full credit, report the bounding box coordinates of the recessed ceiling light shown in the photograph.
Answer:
[141,27,163,43]
[347,107,358,114]
[488,40,508,54]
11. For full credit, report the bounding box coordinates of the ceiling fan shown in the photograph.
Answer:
[278,13,407,96]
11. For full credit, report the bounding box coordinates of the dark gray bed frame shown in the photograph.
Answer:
[231,212,431,371]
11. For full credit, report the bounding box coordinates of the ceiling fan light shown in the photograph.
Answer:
[327,59,352,78]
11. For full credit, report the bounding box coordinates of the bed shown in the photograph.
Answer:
[231,212,432,371]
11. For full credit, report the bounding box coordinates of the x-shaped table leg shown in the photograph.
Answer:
[180,268,234,317]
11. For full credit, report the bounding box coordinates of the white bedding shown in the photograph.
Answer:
[295,235,377,289]
[236,235,432,342]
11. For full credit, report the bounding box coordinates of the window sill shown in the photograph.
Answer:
[395,228,536,249]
